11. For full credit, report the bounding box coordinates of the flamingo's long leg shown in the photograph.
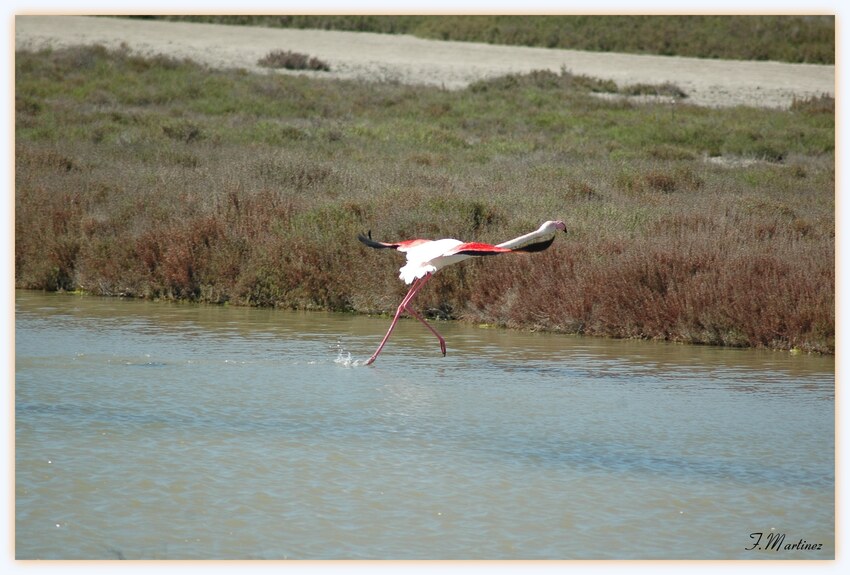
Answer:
[365,276,427,365]
[365,274,438,365]
[403,306,446,356]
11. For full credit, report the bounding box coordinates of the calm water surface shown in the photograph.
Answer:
[15,291,834,559]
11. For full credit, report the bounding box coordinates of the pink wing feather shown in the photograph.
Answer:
[447,242,513,256]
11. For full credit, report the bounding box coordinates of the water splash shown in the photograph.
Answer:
[334,341,366,367]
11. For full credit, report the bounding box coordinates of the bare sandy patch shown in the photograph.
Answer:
[15,15,834,109]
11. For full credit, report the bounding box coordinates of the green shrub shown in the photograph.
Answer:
[257,50,331,71]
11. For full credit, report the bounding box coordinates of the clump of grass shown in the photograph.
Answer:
[469,68,618,94]
[621,81,688,99]
[791,93,834,115]
[469,68,688,106]
[15,45,835,353]
[257,49,330,71]
[162,120,204,143]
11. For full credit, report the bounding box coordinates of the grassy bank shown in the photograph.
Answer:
[15,45,834,352]
[135,15,835,64]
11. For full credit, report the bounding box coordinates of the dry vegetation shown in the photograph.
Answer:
[15,45,834,353]
[257,50,330,71]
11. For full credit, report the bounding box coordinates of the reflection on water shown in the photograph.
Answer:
[15,291,834,559]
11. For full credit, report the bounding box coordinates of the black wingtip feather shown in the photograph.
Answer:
[358,230,394,249]
[513,236,555,253]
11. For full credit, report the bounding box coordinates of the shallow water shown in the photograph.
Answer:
[15,291,834,559]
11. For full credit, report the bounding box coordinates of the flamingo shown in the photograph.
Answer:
[358,220,566,365]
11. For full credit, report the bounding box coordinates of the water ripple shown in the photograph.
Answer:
[15,291,835,559]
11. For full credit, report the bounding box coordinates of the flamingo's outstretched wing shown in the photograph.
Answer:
[358,231,431,252]
[447,242,513,256]
[509,235,556,253]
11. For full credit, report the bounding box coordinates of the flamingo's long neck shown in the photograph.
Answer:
[496,225,556,251]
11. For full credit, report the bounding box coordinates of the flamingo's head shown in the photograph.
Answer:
[541,220,567,234]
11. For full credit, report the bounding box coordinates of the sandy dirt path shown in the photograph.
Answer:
[16,15,834,109]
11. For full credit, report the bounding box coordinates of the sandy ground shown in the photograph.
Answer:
[16,15,835,109]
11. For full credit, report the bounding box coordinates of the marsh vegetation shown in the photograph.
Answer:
[15,44,834,352]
